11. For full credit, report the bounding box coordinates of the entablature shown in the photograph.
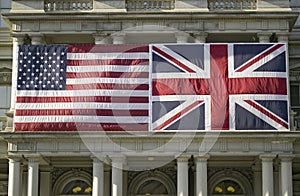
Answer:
[2,12,298,36]
[1,132,298,156]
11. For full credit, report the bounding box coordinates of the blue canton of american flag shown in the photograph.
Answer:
[17,45,67,91]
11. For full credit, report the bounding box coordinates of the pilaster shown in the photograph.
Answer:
[195,155,210,196]
[6,34,24,131]
[260,154,276,196]
[93,33,111,44]
[175,32,189,43]
[111,155,126,196]
[193,32,208,43]
[112,33,125,44]
[279,154,294,196]
[8,156,22,196]
[26,156,40,196]
[92,157,104,196]
[257,32,272,43]
[30,34,44,45]
[176,155,190,196]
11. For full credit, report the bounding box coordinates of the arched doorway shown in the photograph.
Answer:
[53,170,92,196]
[208,170,253,196]
[128,171,176,196]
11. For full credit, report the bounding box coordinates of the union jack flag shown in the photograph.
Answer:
[151,43,289,131]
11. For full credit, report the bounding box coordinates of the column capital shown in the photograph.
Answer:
[194,154,210,162]
[193,32,208,43]
[93,33,111,44]
[276,32,289,43]
[25,154,41,163]
[111,33,126,44]
[176,155,191,162]
[11,33,25,44]
[175,32,189,43]
[91,155,109,164]
[257,32,272,43]
[8,155,23,163]
[30,34,44,45]
[110,155,127,166]
[259,154,276,162]
[278,154,295,162]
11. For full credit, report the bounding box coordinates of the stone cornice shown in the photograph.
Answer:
[1,131,299,140]
[3,11,298,20]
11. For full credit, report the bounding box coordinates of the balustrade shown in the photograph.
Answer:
[126,0,175,11]
[44,0,93,11]
[208,0,256,10]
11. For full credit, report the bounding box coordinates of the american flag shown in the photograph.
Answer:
[151,43,289,131]
[14,44,149,131]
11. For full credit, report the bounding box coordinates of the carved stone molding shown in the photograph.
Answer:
[0,72,12,84]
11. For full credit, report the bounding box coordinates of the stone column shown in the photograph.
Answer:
[195,155,210,196]
[92,157,104,196]
[252,160,262,196]
[175,32,189,43]
[193,32,208,43]
[39,167,51,196]
[30,34,43,45]
[27,157,39,196]
[111,156,125,196]
[112,33,125,44]
[277,32,289,44]
[260,154,276,196]
[279,154,294,196]
[8,156,22,196]
[177,156,190,196]
[93,33,111,44]
[6,35,24,130]
[257,32,272,43]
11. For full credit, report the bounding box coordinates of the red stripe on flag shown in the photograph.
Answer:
[67,59,149,66]
[235,44,284,72]
[229,77,287,95]
[152,46,196,73]
[244,100,288,129]
[14,122,148,131]
[68,45,149,53]
[66,83,149,90]
[153,78,209,96]
[15,109,148,116]
[210,44,229,130]
[16,96,149,103]
[154,100,203,130]
[66,72,149,79]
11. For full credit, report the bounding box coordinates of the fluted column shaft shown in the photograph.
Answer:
[177,156,190,196]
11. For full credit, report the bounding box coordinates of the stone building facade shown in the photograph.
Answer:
[1,0,300,195]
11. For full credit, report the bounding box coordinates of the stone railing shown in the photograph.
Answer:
[44,0,93,11]
[126,0,175,11]
[208,0,257,10]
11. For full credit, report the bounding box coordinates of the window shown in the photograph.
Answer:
[291,84,300,128]
[0,86,11,117]
[61,180,92,195]
[212,180,244,195]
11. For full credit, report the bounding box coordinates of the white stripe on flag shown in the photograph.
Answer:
[16,90,149,97]
[67,65,149,73]
[15,102,149,110]
[66,78,149,85]
[67,53,149,60]
[15,116,149,123]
